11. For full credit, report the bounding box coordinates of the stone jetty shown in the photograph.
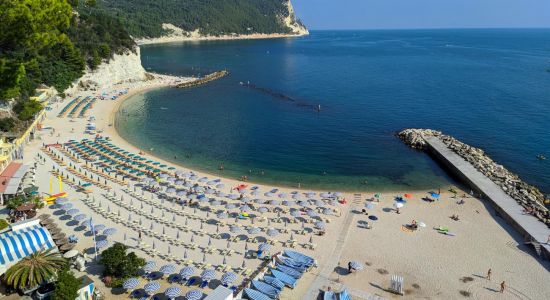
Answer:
[398,128,549,227]
[175,70,228,89]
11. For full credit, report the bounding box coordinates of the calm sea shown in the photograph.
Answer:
[116,29,550,192]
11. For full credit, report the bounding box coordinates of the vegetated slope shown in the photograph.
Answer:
[89,0,304,38]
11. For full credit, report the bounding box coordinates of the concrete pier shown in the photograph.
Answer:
[424,136,550,259]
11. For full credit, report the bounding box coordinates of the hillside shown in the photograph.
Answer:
[85,0,307,38]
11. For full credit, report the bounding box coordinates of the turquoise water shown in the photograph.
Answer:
[116,29,550,192]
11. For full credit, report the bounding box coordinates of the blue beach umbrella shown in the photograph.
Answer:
[93,224,106,232]
[165,286,181,300]
[216,183,225,189]
[266,228,279,237]
[67,209,80,216]
[185,290,203,300]
[264,192,274,197]
[240,205,251,212]
[160,264,176,275]
[365,203,375,210]
[73,214,87,221]
[143,261,156,273]
[217,212,228,219]
[144,281,161,295]
[179,266,195,278]
[315,221,326,230]
[307,210,318,218]
[257,207,268,213]
[123,278,140,290]
[61,203,73,210]
[350,261,364,270]
[248,227,261,234]
[201,268,216,281]
[103,228,117,236]
[221,272,237,286]
[230,225,241,233]
[323,208,334,215]
[290,210,300,217]
[56,197,69,205]
[258,243,271,252]
[96,239,109,248]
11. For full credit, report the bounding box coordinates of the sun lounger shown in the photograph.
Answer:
[186,278,196,286]
[338,289,352,300]
[271,269,297,288]
[276,264,302,279]
[199,280,209,288]
[252,280,280,298]
[263,276,285,290]
[284,250,315,266]
[243,288,272,300]
[324,290,336,300]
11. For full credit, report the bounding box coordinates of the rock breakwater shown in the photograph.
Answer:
[398,128,549,227]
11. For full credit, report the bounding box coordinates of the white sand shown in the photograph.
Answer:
[17,75,550,300]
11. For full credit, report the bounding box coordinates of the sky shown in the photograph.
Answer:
[292,0,550,30]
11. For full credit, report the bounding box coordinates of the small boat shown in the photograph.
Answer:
[160,107,168,110]
[537,154,546,160]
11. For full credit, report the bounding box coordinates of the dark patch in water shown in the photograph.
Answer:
[241,82,321,111]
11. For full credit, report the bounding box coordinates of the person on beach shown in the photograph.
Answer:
[348,262,352,273]
[138,231,142,240]
[500,281,506,293]
[487,268,492,280]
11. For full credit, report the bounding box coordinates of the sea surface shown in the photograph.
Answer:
[116,29,550,192]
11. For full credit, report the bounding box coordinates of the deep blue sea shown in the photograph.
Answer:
[116,29,550,192]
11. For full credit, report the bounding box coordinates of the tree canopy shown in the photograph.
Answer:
[99,242,145,278]
[52,267,82,300]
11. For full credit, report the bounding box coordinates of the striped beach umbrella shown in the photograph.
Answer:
[143,261,156,273]
[290,210,300,217]
[179,266,195,278]
[216,183,225,189]
[225,203,236,210]
[230,225,241,233]
[315,199,325,207]
[103,228,117,236]
[323,208,333,215]
[56,197,69,205]
[269,200,280,206]
[240,205,251,212]
[264,192,274,197]
[266,228,279,237]
[144,281,161,295]
[96,239,109,248]
[93,224,106,232]
[61,203,73,210]
[258,243,271,252]
[247,227,261,235]
[307,210,318,218]
[221,272,237,286]
[314,221,326,230]
[257,207,268,213]
[66,209,80,216]
[350,261,364,270]
[165,286,181,300]
[200,268,216,281]
[123,278,140,290]
[185,289,203,300]
[217,212,228,219]
[73,214,87,221]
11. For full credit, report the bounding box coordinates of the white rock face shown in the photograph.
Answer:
[284,0,309,35]
[64,47,147,94]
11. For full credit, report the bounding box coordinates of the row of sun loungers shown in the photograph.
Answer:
[57,96,81,117]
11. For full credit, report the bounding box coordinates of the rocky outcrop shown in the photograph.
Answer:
[283,0,309,35]
[399,128,549,226]
[64,47,147,95]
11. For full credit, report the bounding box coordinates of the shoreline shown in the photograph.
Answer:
[136,32,308,46]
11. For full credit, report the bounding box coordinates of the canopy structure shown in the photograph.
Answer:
[0,162,29,196]
[0,225,55,270]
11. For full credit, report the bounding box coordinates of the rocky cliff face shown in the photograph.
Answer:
[399,128,549,226]
[283,0,308,35]
[64,47,147,95]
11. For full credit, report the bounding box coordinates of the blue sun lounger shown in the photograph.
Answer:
[244,288,272,300]
[283,250,314,266]
[279,257,308,271]
[276,264,302,279]
[252,280,280,298]
[271,269,297,288]
[263,276,285,290]
[199,280,209,288]
[338,289,352,300]
[324,290,336,300]
[185,278,196,286]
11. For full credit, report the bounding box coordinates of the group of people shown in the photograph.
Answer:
[487,268,506,293]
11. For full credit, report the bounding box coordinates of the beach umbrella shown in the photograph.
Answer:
[323,208,333,215]
[334,192,343,197]
[217,212,228,219]
[240,197,251,203]
[96,239,109,248]
[240,205,251,212]
[292,193,302,200]
[180,266,195,278]
[404,193,413,199]
[418,221,426,228]
[176,190,186,197]
[143,261,156,273]
[250,190,260,196]
[315,200,325,207]
[329,199,338,206]
[269,200,280,206]
[55,198,69,206]
[103,228,117,236]
[394,202,404,209]
[61,203,73,210]
[282,200,294,206]
[365,203,375,210]
[230,225,241,233]
[297,200,308,207]
[320,192,331,198]
[185,289,203,300]
[228,194,239,200]
[210,200,221,206]
[278,193,288,199]
[350,261,364,270]
[73,214,87,221]
[93,224,106,232]
[123,278,140,290]
[307,210,318,218]
[314,221,326,230]
[258,243,271,252]
[221,272,237,286]
[248,227,261,235]
[266,228,279,237]
[264,192,274,197]
[225,203,236,210]
[429,192,440,199]
[257,207,268,213]
[198,177,208,183]
[216,183,225,189]
[160,264,176,276]
[81,219,94,228]
[144,281,161,295]
[165,286,181,300]
[66,209,79,216]
[290,210,300,217]
[201,268,216,281]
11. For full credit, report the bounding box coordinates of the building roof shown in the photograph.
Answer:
[0,163,28,194]
[0,225,55,270]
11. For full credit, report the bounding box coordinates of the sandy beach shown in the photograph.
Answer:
[14,69,550,300]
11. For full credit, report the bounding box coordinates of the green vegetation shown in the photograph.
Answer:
[52,268,82,300]
[4,248,67,289]
[0,0,134,133]
[86,0,294,38]
[99,243,145,279]
[0,219,9,231]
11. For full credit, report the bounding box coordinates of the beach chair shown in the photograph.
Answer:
[243,288,272,300]
[390,275,404,295]
[271,269,297,288]
[199,280,209,288]
[337,289,352,300]
[252,280,281,298]
[324,290,336,300]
